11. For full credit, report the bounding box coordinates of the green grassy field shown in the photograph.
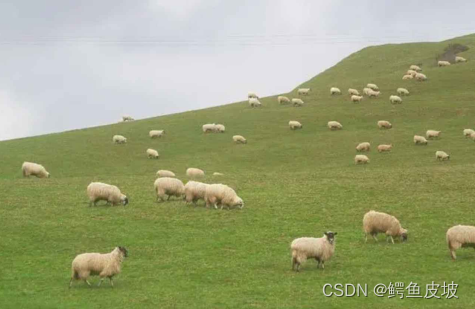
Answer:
[1,33,475,308]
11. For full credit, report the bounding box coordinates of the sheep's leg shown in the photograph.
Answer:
[214,203,218,210]
[109,277,114,287]
[450,250,456,260]
[320,261,325,269]
[364,233,368,243]
[69,278,74,288]
[167,195,171,201]
[372,233,378,242]
[98,278,104,287]
[85,280,92,287]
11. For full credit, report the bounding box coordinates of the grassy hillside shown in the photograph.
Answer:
[1,34,475,308]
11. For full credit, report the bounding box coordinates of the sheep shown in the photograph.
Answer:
[289,121,303,130]
[363,87,372,96]
[327,121,342,130]
[415,72,427,81]
[156,170,176,178]
[377,120,392,129]
[297,88,310,95]
[213,172,224,176]
[290,231,337,272]
[463,129,475,137]
[406,69,417,76]
[410,65,422,72]
[446,225,475,260]
[426,130,441,139]
[292,98,304,107]
[389,95,402,104]
[69,246,128,288]
[367,83,379,91]
[363,210,407,244]
[368,89,380,98]
[278,96,291,104]
[186,168,205,179]
[204,184,244,210]
[249,98,262,107]
[414,135,428,145]
[330,87,341,95]
[354,155,370,164]
[112,135,127,144]
[215,124,225,133]
[397,88,409,96]
[356,142,370,152]
[146,148,159,159]
[233,135,247,144]
[402,74,414,80]
[21,162,50,178]
[348,88,360,96]
[202,123,216,133]
[122,115,134,122]
[149,130,165,138]
[248,92,259,99]
[87,182,128,206]
[184,181,209,205]
[436,151,450,161]
[351,95,363,103]
[154,177,185,202]
[455,56,467,63]
[438,60,451,67]
[377,144,392,153]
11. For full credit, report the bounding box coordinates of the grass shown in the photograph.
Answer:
[1,33,475,308]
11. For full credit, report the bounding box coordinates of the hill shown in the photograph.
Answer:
[1,34,475,308]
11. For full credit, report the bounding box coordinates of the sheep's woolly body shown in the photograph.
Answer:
[204,184,244,209]
[367,83,379,91]
[22,162,50,178]
[277,96,291,104]
[463,129,475,137]
[289,121,302,130]
[330,87,341,95]
[249,98,262,107]
[291,98,304,107]
[149,130,165,138]
[414,135,428,145]
[184,181,209,204]
[368,89,380,97]
[397,88,410,96]
[186,168,205,178]
[351,95,363,102]
[455,56,467,63]
[410,65,422,72]
[297,88,310,95]
[378,120,392,129]
[147,149,159,159]
[406,70,417,76]
[436,151,450,161]
[363,210,407,243]
[438,60,451,67]
[446,225,475,260]
[87,182,128,206]
[290,234,336,271]
[415,73,427,81]
[156,170,176,177]
[113,135,127,144]
[233,135,247,144]
[154,177,185,201]
[348,88,360,96]
[363,87,372,95]
[122,115,134,122]
[355,155,369,164]
[402,74,413,80]
[215,124,225,133]
[377,144,392,153]
[328,121,342,130]
[390,95,402,104]
[356,142,370,152]
[426,130,441,139]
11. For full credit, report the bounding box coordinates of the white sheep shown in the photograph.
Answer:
[415,72,427,81]
[248,92,259,99]
[69,246,128,288]
[363,87,372,96]
[146,148,159,159]
[446,225,475,260]
[354,155,369,164]
[249,98,262,107]
[368,89,380,98]
[327,121,342,130]
[356,142,370,152]
[389,95,402,104]
[397,88,409,96]
[186,168,205,179]
[21,162,50,178]
[438,60,451,67]
[410,65,422,72]
[463,129,475,137]
[297,88,310,95]
[455,56,467,63]
[377,120,392,129]
[290,231,337,272]
[330,87,341,95]
[426,130,441,139]
[367,83,379,91]
[154,177,185,201]
[149,130,165,138]
[204,184,244,210]
[414,135,428,145]
[292,98,304,107]
[406,69,417,76]
[351,95,363,103]
[289,121,303,130]
[156,170,176,178]
[436,151,450,161]
[87,182,128,206]
[122,115,134,122]
[233,135,247,144]
[348,88,360,96]
[363,210,407,244]
[377,144,392,153]
[215,124,225,133]
[277,96,291,104]
[402,74,413,80]
[202,123,216,133]
[112,135,127,144]
[184,181,209,205]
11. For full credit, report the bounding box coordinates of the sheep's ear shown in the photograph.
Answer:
[324,232,328,236]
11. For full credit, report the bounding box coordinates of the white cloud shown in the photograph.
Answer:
[0,91,35,141]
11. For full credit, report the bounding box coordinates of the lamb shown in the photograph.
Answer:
[463,129,475,137]
[406,69,417,76]
[438,60,451,67]
[186,167,205,178]
[233,135,247,144]
[410,65,422,72]
[149,130,165,138]
[202,123,216,133]
[122,115,134,122]
[248,92,259,99]
[154,177,185,201]
[215,124,225,133]
[415,72,427,81]
[455,56,467,63]
[389,95,402,104]
[363,87,372,96]
[297,88,310,95]
[402,74,413,80]
[146,148,159,159]
[368,89,380,98]
[377,120,392,129]
[354,155,370,164]
[377,144,392,153]
[69,246,128,288]
[446,225,475,260]
[348,88,360,96]
[249,98,262,107]
[184,181,209,205]
[87,182,128,206]
[289,121,303,130]
[351,95,363,103]
[290,231,337,272]
[363,210,407,244]
[112,135,127,144]
[367,83,379,91]
[21,162,50,178]
[414,135,428,145]
[330,87,341,95]
[204,184,244,210]
[156,170,176,178]
[436,151,450,161]
[292,98,304,107]
[327,121,342,130]
[356,142,370,152]
[278,96,291,104]
[397,88,409,96]
[426,130,441,139]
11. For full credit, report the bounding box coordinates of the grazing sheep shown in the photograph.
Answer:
[402,74,414,80]
[351,95,363,103]
[69,246,128,288]
[233,135,247,144]
[363,210,407,244]
[397,88,409,96]
[292,98,304,107]
[327,121,342,130]
[154,177,185,201]
[406,69,417,76]
[368,89,380,98]
[291,232,337,272]
[87,182,128,206]
[455,56,467,63]
[289,121,303,130]
[356,142,370,152]
[297,88,310,95]
[348,88,360,96]
[186,168,205,179]
[184,181,209,205]
[367,83,379,91]
[146,148,159,159]
[112,135,127,144]
[414,135,428,145]
[204,184,244,210]
[389,95,402,104]
[122,115,134,122]
[330,87,341,95]
[415,72,427,81]
[22,162,50,178]
[278,96,291,104]
[426,130,441,139]
[213,172,224,176]
[355,155,370,164]
[202,123,216,133]
[249,98,262,107]
[149,130,165,138]
[248,92,259,99]
[363,87,372,96]
[215,124,225,133]
[463,129,475,137]
[436,151,450,161]
[377,144,393,153]
[410,65,422,72]
[446,225,475,260]
[156,170,176,178]
[377,120,392,129]
[438,60,451,67]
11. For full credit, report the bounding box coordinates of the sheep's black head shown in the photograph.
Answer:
[123,197,129,206]
[324,231,337,244]
[118,246,128,257]
[401,230,408,242]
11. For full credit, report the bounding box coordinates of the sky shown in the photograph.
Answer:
[0,0,474,141]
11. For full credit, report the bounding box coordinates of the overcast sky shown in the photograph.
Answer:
[0,0,474,140]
